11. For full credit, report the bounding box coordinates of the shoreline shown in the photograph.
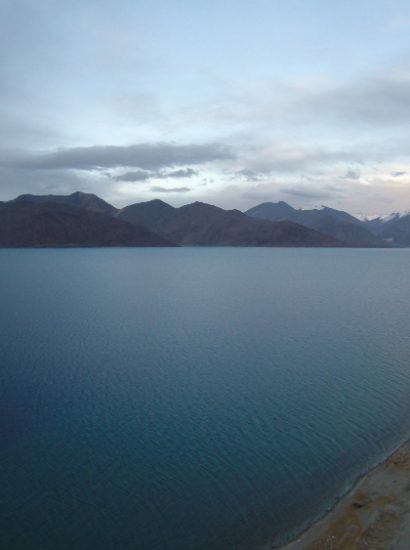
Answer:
[279,438,410,549]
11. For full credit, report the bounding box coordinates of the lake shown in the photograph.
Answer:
[1,247,410,549]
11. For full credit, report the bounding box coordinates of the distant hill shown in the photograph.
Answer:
[364,212,410,246]
[14,191,118,216]
[246,202,387,247]
[118,200,343,247]
[0,202,174,247]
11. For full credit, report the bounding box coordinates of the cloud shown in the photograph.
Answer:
[181,70,410,131]
[234,168,263,181]
[391,171,407,177]
[9,142,233,171]
[341,170,360,180]
[115,170,152,182]
[293,74,410,126]
[0,165,96,201]
[166,168,197,178]
[239,143,363,174]
[150,186,190,193]
[114,167,198,182]
[280,186,342,201]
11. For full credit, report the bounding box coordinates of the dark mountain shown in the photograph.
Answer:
[364,212,410,246]
[246,201,297,220]
[364,216,389,235]
[246,202,387,247]
[118,200,343,246]
[14,191,117,216]
[118,199,176,234]
[0,202,174,247]
[6,191,401,247]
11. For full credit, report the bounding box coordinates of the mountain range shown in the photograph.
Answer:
[14,191,117,217]
[363,212,410,246]
[117,199,341,246]
[245,202,385,247]
[1,191,409,247]
[0,199,172,247]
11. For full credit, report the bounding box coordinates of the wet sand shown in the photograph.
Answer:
[282,440,410,549]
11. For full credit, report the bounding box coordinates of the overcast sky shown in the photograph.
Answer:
[2,0,410,215]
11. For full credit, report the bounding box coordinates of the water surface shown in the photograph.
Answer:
[1,248,410,549]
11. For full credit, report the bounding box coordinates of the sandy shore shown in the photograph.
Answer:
[281,440,410,550]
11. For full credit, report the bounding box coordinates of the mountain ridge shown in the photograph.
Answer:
[14,191,118,216]
[246,201,388,247]
[0,201,174,247]
[364,212,410,246]
[4,192,409,247]
[118,199,343,247]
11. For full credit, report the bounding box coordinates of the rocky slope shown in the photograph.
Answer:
[118,199,343,247]
[0,201,174,247]
[246,202,387,247]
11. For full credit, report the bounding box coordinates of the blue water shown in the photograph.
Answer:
[1,248,410,549]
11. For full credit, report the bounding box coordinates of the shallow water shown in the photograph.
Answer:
[1,247,410,549]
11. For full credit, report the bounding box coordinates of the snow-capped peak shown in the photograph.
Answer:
[380,210,410,223]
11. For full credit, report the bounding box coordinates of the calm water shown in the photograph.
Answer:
[2,248,410,549]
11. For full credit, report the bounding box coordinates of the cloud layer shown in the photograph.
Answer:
[11,143,233,171]
[115,167,197,182]
[2,2,410,215]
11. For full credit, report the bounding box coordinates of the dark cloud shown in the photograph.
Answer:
[391,171,407,177]
[166,168,197,178]
[281,186,339,200]
[115,167,198,182]
[341,170,360,180]
[235,168,262,181]
[150,186,190,193]
[10,143,233,171]
[115,170,152,182]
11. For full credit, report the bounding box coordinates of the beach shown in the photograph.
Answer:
[281,440,410,549]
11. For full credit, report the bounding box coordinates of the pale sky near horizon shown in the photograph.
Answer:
[2,0,410,215]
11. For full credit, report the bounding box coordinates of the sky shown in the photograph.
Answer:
[2,0,410,215]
